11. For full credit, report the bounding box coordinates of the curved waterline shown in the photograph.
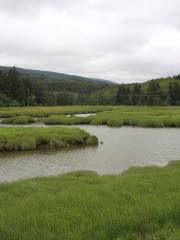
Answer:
[0,125,180,182]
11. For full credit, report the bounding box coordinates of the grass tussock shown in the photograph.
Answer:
[0,127,98,151]
[2,116,35,124]
[42,115,90,125]
[0,161,180,239]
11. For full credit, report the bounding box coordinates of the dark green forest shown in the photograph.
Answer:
[0,67,110,106]
[0,66,180,106]
[116,79,180,106]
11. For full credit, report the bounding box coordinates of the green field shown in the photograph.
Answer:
[0,127,98,151]
[0,161,179,239]
[2,106,180,127]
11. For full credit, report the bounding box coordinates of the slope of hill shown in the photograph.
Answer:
[0,66,113,85]
[89,75,180,105]
[0,66,115,97]
[0,66,115,106]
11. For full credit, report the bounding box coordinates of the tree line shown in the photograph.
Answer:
[0,67,103,106]
[0,67,180,106]
[116,80,180,105]
[0,67,49,106]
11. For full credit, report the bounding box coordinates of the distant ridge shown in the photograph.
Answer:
[0,66,114,85]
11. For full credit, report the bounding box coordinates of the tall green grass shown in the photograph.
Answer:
[2,116,35,124]
[0,161,180,239]
[2,106,180,127]
[89,107,180,127]
[41,107,180,128]
[42,115,90,125]
[0,127,98,151]
[0,106,116,117]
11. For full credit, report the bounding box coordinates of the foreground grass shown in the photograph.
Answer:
[0,127,98,151]
[0,161,180,239]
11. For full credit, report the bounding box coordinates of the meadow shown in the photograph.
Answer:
[0,127,98,151]
[0,161,180,239]
[2,106,180,127]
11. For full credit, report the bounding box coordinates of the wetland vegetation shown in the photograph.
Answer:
[2,115,35,124]
[88,107,180,127]
[0,105,115,118]
[1,68,180,239]
[2,106,180,127]
[0,127,98,152]
[0,161,180,239]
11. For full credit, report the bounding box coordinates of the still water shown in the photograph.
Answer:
[0,125,180,182]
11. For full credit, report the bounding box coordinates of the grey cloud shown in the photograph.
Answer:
[0,0,180,83]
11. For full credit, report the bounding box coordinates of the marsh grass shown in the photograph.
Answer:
[2,106,180,128]
[2,116,35,124]
[0,161,180,239]
[88,107,180,127]
[0,106,115,117]
[0,127,98,151]
[42,115,90,125]
[40,106,180,128]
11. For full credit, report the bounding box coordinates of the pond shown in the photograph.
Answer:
[0,125,180,182]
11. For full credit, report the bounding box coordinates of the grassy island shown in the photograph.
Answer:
[2,106,180,127]
[88,107,180,127]
[2,116,35,125]
[0,106,115,118]
[39,106,180,127]
[0,161,180,239]
[0,127,98,152]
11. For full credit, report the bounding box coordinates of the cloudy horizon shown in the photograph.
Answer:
[0,0,180,83]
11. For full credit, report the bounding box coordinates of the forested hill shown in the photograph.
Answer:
[0,66,112,85]
[91,75,180,105]
[0,66,115,106]
[0,66,180,106]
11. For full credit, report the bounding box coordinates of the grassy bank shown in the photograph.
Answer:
[42,115,90,125]
[2,116,35,124]
[2,106,180,127]
[0,127,98,151]
[89,107,180,127]
[0,161,180,239]
[40,106,180,127]
[0,106,116,118]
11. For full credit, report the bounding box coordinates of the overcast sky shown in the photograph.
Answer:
[0,0,180,83]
